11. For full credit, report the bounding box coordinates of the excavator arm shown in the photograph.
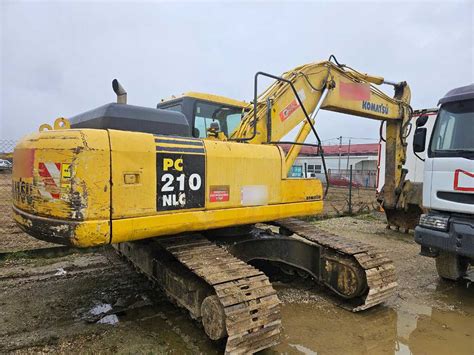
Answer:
[231,57,417,226]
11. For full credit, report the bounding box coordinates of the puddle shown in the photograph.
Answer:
[76,268,473,354]
[86,284,472,355]
[115,299,221,354]
[268,281,474,355]
[289,343,318,355]
[430,277,474,313]
[81,297,220,353]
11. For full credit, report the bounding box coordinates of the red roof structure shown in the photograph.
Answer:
[279,143,379,156]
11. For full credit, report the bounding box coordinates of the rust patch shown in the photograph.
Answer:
[13,207,76,246]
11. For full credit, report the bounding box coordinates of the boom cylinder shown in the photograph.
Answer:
[285,87,329,173]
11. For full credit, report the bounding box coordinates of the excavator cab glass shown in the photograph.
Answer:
[194,101,242,138]
[157,94,247,139]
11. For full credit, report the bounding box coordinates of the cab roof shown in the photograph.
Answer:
[160,92,248,108]
[439,83,474,105]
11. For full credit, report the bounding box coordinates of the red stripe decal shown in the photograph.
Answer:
[38,162,61,199]
[339,82,371,101]
[454,169,474,192]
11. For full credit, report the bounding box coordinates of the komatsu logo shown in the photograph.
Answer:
[362,101,389,115]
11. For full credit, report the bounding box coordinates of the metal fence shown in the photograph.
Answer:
[327,168,378,189]
[320,166,380,216]
[0,140,16,231]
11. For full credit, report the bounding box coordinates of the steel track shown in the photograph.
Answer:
[274,218,397,311]
[115,218,397,354]
[115,236,281,354]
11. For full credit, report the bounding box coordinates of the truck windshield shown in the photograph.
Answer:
[430,99,474,158]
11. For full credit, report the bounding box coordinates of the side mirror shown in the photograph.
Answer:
[413,127,427,153]
[416,114,429,127]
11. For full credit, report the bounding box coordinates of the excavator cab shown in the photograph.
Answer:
[68,93,247,140]
[157,93,248,139]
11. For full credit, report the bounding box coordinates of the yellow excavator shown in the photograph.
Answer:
[12,56,420,354]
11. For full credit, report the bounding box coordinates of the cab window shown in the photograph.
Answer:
[430,99,474,157]
[194,101,243,138]
[162,103,182,112]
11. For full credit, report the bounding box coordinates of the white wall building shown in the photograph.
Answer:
[283,143,380,188]
[282,108,438,190]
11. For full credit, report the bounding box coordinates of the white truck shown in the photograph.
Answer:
[377,109,437,196]
[413,84,474,280]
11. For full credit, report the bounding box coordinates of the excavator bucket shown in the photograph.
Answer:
[379,181,424,232]
[384,204,424,232]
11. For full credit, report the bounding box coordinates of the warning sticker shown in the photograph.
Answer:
[279,89,306,121]
[210,185,230,202]
[38,162,72,199]
[61,163,71,179]
[61,163,72,189]
[38,162,62,199]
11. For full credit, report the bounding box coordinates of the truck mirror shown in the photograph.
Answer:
[413,127,427,152]
[416,114,429,127]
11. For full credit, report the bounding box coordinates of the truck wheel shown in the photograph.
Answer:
[435,252,468,281]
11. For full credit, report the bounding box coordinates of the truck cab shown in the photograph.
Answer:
[413,84,474,280]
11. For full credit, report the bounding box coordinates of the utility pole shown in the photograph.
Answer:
[346,138,351,170]
[348,165,353,215]
[338,136,342,172]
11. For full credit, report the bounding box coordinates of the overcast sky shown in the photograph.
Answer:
[1,0,473,144]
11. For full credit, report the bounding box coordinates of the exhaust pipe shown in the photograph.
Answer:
[112,79,127,104]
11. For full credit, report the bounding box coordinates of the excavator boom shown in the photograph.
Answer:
[233,60,410,146]
[231,58,415,218]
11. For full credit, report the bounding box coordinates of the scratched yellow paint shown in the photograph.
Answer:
[111,201,323,244]
[109,129,156,219]
[13,129,111,246]
[13,128,324,247]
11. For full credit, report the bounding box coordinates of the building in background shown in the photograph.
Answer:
[281,143,379,188]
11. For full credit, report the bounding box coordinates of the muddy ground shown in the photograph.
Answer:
[1,212,472,355]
